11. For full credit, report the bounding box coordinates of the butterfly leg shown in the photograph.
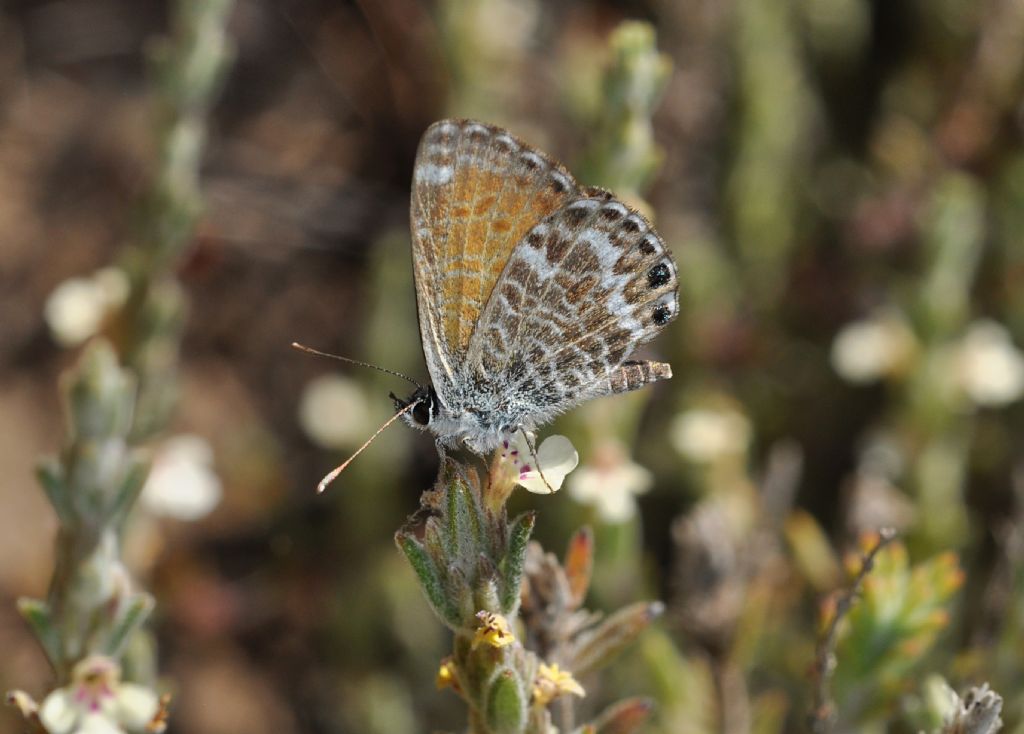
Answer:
[518,426,556,493]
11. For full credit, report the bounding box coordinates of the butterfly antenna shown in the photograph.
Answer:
[291,342,420,387]
[316,400,420,494]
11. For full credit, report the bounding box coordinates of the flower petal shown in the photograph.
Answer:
[566,445,652,523]
[598,486,639,523]
[517,435,579,494]
[671,408,751,462]
[44,278,106,347]
[535,436,580,475]
[958,320,1024,406]
[39,689,79,734]
[141,434,222,521]
[43,268,129,348]
[110,684,159,730]
[75,712,125,734]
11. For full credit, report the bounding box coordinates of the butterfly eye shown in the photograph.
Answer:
[412,400,432,426]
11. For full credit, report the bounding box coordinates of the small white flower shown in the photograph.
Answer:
[44,268,130,347]
[567,441,652,522]
[141,434,221,521]
[831,309,915,383]
[498,433,578,494]
[928,678,1003,734]
[671,408,751,463]
[38,656,161,734]
[297,374,372,449]
[955,320,1024,407]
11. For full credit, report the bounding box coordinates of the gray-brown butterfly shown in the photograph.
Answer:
[392,119,678,454]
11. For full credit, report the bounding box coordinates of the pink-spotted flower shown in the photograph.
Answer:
[497,432,579,494]
[37,656,162,734]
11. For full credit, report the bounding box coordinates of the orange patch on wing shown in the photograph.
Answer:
[464,238,487,259]
[474,195,497,216]
[441,278,463,306]
[456,300,479,346]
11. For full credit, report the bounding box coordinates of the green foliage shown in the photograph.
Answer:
[833,542,964,725]
[7,0,235,729]
[485,671,527,734]
[23,343,153,677]
[396,460,530,629]
[397,530,461,628]
[578,21,672,200]
[398,456,661,732]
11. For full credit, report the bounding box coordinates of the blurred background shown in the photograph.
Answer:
[1,0,1024,732]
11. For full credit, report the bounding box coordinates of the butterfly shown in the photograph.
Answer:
[392,119,679,455]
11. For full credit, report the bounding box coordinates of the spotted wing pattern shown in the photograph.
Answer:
[464,193,679,426]
[411,119,579,399]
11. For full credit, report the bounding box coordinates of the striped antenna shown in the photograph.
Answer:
[315,400,420,493]
[291,342,420,387]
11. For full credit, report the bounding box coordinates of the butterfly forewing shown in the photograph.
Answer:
[410,119,579,399]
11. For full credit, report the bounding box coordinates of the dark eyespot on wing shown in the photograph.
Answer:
[648,263,671,288]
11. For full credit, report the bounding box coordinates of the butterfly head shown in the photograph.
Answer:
[391,385,440,430]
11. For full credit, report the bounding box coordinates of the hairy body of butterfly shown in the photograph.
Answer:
[397,119,678,454]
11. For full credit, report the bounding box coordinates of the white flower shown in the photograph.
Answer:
[497,433,578,494]
[297,374,372,449]
[955,320,1024,407]
[925,677,1003,734]
[38,656,162,734]
[671,408,751,463]
[44,268,130,347]
[140,434,221,521]
[567,441,652,522]
[831,309,915,383]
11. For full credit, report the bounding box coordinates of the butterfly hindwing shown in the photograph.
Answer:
[465,194,678,424]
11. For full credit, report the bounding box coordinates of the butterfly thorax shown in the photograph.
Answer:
[395,380,540,454]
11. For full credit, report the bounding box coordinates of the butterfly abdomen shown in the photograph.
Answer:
[609,360,673,394]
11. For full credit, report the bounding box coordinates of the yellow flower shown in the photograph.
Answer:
[436,657,459,692]
[532,662,585,707]
[473,611,515,649]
